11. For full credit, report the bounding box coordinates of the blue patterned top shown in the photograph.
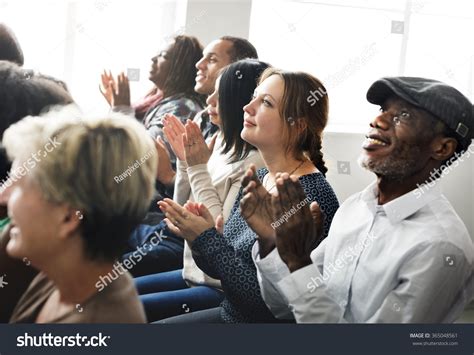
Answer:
[192,167,340,323]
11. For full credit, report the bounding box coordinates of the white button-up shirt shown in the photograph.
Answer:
[252,181,474,323]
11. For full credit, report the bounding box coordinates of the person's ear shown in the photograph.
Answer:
[431,136,458,162]
[293,116,307,134]
[57,206,83,240]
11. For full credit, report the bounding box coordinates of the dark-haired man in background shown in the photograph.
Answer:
[157,35,259,192]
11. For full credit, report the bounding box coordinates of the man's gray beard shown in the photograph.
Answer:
[358,151,421,182]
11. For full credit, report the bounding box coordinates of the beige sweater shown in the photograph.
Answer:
[10,272,145,323]
[174,131,264,288]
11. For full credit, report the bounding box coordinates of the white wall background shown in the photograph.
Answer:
[249,0,474,131]
[185,0,252,45]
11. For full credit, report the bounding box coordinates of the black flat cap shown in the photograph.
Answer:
[367,76,473,151]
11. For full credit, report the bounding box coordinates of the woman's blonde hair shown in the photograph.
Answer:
[2,106,158,261]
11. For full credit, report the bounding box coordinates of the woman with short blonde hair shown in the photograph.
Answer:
[1,108,157,323]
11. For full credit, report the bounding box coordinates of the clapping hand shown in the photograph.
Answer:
[271,173,324,272]
[99,70,114,106]
[99,71,131,107]
[183,120,217,166]
[158,198,215,242]
[153,136,175,185]
[240,164,276,258]
[163,114,186,161]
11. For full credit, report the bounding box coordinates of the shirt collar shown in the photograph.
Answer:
[361,180,442,224]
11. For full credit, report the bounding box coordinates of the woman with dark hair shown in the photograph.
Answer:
[132,59,269,322]
[102,36,206,210]
[112,36,206,280]
[158,68,340,323]
[100,35,205,134]
[218,60,262,164]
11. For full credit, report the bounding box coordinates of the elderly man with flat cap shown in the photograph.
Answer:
[247,77,474,323]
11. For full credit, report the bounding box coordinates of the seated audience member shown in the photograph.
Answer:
[100,35,205,168]
[252,77,474,323]
[193,36,259,140]
[158,68,339,323]
[0,23,24,65]
[1,109,157,323]
[132,60,269,321]
[152,36,259,199]
[0,61,73,322]
[102,36,205,241]
[122,37,260,276]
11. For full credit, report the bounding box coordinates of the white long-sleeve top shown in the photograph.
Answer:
[252,181,474,323]
[174,131,265,288]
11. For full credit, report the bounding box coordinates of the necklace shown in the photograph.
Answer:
[263,160,306,193]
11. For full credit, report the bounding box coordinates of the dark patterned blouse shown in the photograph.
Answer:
[192,167,340,323]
